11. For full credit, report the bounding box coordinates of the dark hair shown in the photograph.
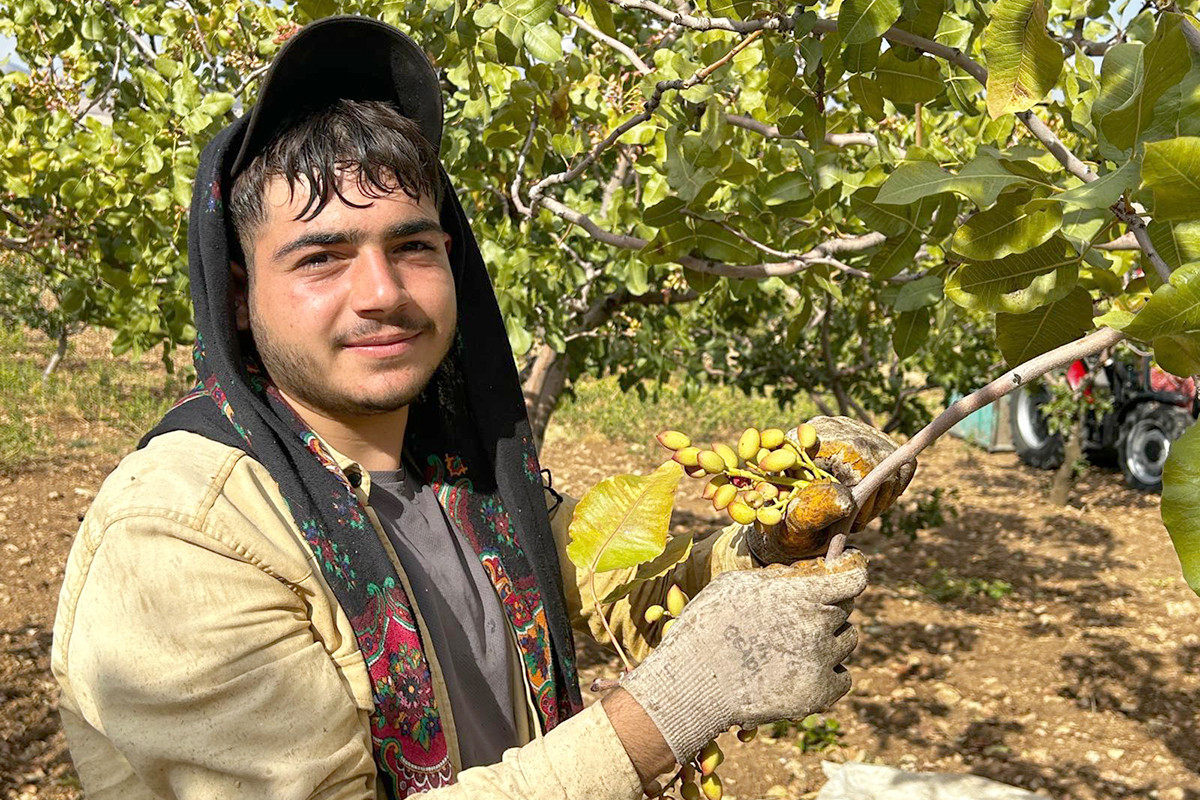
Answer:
[229,98,444,265]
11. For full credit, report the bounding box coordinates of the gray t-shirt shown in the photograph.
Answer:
[368,464,519,769]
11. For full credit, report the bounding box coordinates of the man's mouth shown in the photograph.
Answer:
[342,331,422,356]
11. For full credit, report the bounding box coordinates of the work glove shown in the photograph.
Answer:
[745,416,917,564]
[620,551,868,763]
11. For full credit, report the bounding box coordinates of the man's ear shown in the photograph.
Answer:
[230,260,250,331]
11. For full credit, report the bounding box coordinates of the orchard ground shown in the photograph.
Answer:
[1,329,1198,800]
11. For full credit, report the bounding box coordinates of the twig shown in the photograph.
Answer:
[559,4,651,74]
[848,327,1126,513]
[235,64,270,98]
[74,50,122,123]
[178,0,214,65]
[608,0,795,33]
[511,111,538,217]
[101,0,156,63]
[726,113,878,147]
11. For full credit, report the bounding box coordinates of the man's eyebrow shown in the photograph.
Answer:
[385,219,444,239]
[272,229,363,262]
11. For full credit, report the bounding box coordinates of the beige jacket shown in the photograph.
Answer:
[52,430,753,800]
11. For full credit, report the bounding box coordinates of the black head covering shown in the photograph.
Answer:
[141,17,581,796]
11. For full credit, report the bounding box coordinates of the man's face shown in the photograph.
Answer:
[235,173,456,418]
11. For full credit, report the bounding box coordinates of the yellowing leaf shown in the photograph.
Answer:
[1142,137,1200,222]
[982,0,1063,119]
[567,461,684,574]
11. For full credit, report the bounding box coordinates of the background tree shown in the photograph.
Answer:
[2,0,1200,586]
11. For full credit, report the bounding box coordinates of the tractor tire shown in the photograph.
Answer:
[1118,402,1192,492]
[1010,384,1065,470]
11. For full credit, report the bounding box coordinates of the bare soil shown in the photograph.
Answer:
[2,422,1198,799]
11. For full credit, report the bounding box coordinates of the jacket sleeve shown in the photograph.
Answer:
[55,512,646,800]
[549,493,756,663]
[54,512,379,800]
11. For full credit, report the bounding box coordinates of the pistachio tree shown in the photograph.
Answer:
[2,0,1200,585]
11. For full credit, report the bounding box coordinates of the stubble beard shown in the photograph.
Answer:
[249,307,453,418]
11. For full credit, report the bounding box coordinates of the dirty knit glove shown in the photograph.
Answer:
[620,552,868,763]
[746,416,917,564]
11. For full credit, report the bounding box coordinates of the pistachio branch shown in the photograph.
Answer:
[726,113,878,148]
[848,327,1127,514]
[559,4,652,74]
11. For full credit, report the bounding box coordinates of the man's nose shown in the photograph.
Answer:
[350,248,408,315]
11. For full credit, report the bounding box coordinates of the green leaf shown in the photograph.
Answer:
[644,196,686,227]
[952,195,1062,260]
[1161,420,1200,596]
[1141,137,1200,222]
[945,235,1079,313]
[566,461,684,573]
[874,49,943,104]
[598,532,695,604]
[982,0,1063,118]
[894,274,943,310]
[524,22,563,62]
[875,155,1028,207]
[1123,262,1200,341]
[1053,160,1140,211]
[848,73,886,121]
[893,308,930,359]
[838,0,903,45]
[1149,220,1200,270]
[1099,15,1191,152]
[994,286,1092,366]
[504,315,534,355]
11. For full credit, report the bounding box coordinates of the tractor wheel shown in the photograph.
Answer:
[1010,384,1064,470]
[1118,402,1192,492]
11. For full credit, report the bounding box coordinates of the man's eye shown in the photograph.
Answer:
[397,241,433,253]
[299,253,331,268]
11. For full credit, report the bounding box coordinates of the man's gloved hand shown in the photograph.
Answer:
[619,551,867,763]
[744,416,917,564]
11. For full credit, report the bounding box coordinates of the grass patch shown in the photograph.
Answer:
[0,328,188,472]
[549,374,818,445]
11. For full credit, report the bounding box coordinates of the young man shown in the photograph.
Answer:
[51,16,915,800]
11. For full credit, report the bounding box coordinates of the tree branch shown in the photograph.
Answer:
[559,4,651,74]
[726,113,878,147]
[542,196,886,279]
[848,327,1126,513]
[608,0,795,33]
[101,0,156,63]
[511,111,539,217]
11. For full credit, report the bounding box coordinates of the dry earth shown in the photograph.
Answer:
[2,417,1198,799]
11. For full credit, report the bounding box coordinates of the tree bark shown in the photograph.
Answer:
[522,344,569,449]
[42,329,68,380]
[1050,408,1086,506]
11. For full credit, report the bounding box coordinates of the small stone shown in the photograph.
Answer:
[1084,750,1102,764]
[48,490,62,500]
[73,487,95,499]
[1107,748,1125,760]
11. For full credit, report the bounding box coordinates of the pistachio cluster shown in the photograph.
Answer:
[656,424,838,527]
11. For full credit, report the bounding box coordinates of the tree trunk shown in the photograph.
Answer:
[42,329,68,380]
[1049,406,1086,506]
[522,344,569,449]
